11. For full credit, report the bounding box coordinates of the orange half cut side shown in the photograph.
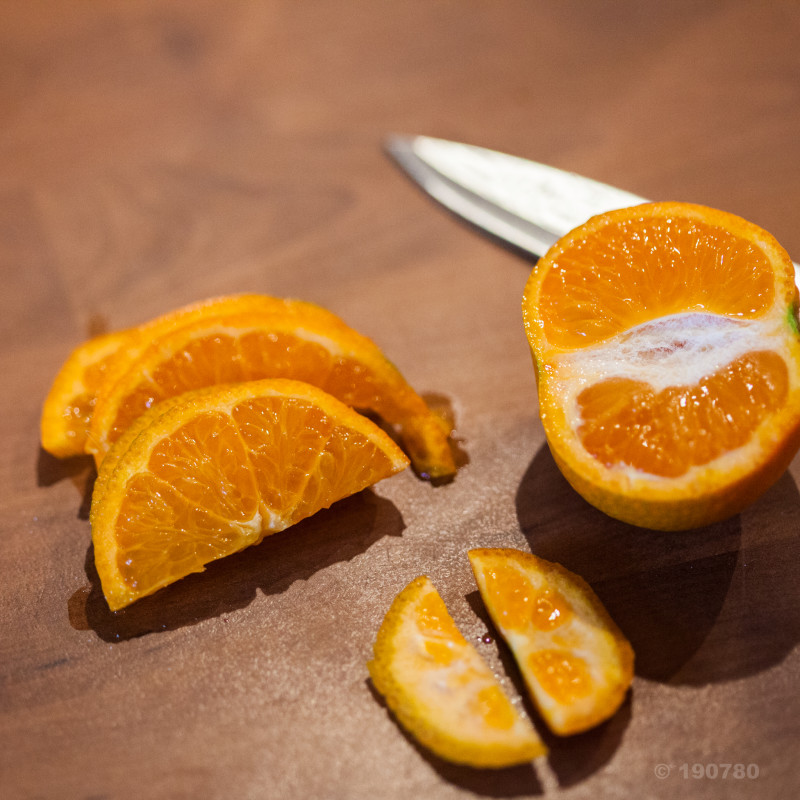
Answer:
[522,202,800,529]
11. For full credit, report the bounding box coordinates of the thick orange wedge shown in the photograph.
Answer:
[86,299,454,479]
[91,379,409,610]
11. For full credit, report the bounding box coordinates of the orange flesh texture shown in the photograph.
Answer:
[417,591,464,666]
[414,591,517,730]
[578,350,789,477]
[529,204,799,481]
[479,562,590,707]
[367,576,546,766]
[536,214,776,349]
[469,549,634,736]
[95,383,406,607]
[89,311,454,479]
[40,331,129,457]
[103,321,427,442]
[52,353,116,454]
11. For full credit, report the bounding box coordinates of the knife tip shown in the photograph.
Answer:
[383,133,415,156]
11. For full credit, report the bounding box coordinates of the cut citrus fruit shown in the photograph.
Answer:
[469,548,634,736]
[40,294,294,459]
[82,295,455,480]
[40,330,131,458]
[90,378,409,610]
[368,575,546,767]
[522,201,800,530]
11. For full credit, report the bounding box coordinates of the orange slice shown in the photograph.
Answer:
[40,330,130,458]
[469,548,634,736]
[40,294,293,459]
[84,296,454,480]
[90,378,409,610]
[522,201,800,529]
[368,575,546,767]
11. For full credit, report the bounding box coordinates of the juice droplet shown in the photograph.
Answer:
[67,586,92,631]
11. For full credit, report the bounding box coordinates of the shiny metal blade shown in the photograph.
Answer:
[386,134,800,287]
[386,134,645,259]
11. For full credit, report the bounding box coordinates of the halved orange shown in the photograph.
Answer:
[522,202,800,530]
[469,548,634,736]
[90,378,409,610]
[82,296,454,480]
[368,575,546,767]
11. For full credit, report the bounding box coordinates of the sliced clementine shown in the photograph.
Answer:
[83,296,454,480]
[90,379,409,610]
[40,294,294,459]
[368,575,546,767]
[522,202,800,529]
[469,548,634,736]
[40,330,131,458]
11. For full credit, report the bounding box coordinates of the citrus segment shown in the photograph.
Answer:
[40,294,295,459]
[40,330,130,458]
[469,548,634,736]
[368,575,546,767]
[85,299,455,480]
[531,205,780,351]
[577,350,788,478]
[90,379,409,610]
[522,202,800,529]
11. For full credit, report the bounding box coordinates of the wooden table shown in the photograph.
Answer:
[3,2,799,798]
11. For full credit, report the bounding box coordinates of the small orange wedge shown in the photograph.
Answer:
[522,202,800,530]
[90,379,409,610]
[469,548,634,736]
[40,330,130,458]
[40,294,291,459]
[368,575,546,767]
[81,295,454,480]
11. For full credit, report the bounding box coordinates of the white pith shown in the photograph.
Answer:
[550,311,787,398]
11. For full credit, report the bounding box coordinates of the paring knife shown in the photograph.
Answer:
[385,134,800,285]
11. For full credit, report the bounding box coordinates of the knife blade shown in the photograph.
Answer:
[385,134,800,285]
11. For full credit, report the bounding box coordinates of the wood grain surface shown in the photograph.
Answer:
[2,2,799,798]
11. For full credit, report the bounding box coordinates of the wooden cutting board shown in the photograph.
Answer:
[3,2,799,798]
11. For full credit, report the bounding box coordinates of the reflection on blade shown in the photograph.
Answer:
[386,134,644,259]
[386,134,800,289]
